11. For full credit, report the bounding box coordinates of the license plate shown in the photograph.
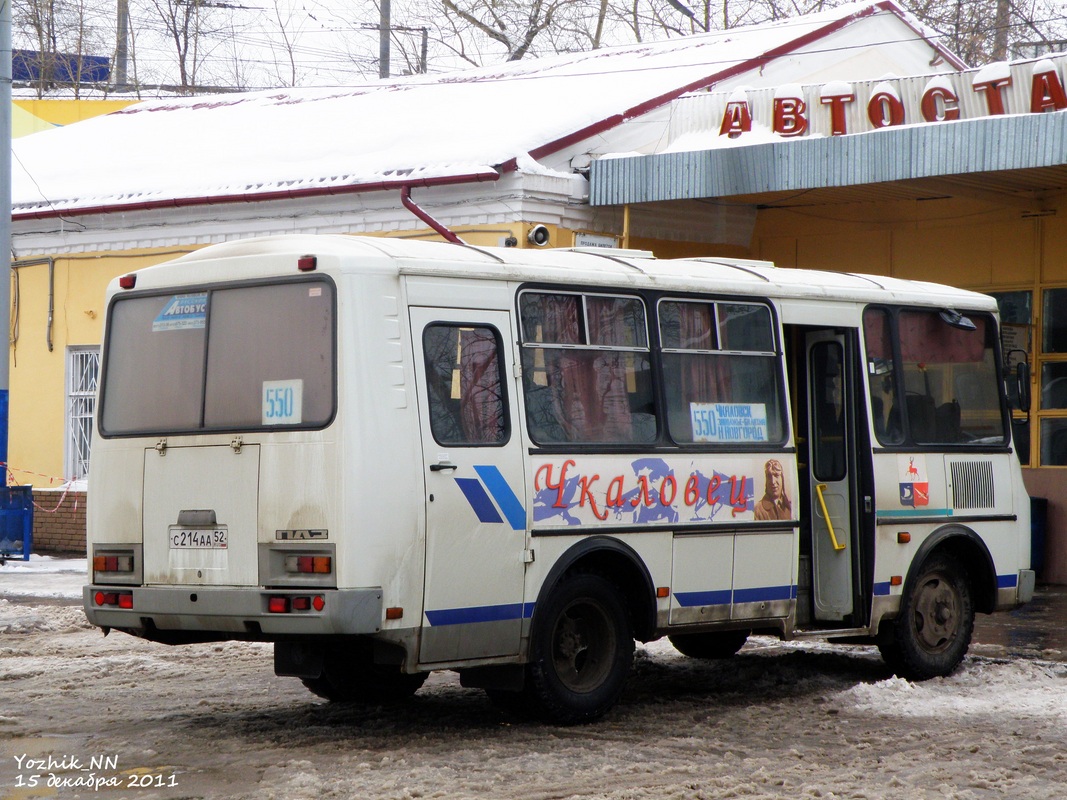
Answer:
[169,527,228,549]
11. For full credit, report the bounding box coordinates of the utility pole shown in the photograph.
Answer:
[115,0,129,89]
[0,0,12,468]
[379,0,390,79]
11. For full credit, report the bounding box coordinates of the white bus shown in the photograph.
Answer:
[84,235,1034,723]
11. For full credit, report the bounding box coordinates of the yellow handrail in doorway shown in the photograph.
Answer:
[815,484,847,551]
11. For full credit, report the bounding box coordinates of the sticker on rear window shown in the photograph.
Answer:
[263,379,304,425]
[153,293,208,332]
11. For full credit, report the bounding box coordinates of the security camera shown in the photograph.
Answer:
[527,225,550,247]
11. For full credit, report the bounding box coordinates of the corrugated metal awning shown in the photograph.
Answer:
[590,112,1067,211]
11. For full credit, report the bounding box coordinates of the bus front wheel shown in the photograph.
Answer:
[878,553,974,680]
[525,572,634,724]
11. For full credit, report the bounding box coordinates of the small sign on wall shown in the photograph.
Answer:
[573,232,620,249]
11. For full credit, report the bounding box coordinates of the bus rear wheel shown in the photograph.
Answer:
[878,553,974,681]
[668,629,750,659]
[301,642,427,703]
[524,572,634,725]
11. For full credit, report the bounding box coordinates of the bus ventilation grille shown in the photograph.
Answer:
[950,461,995,510]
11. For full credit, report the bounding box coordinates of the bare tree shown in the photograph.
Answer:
[12,0,111,97]
[15,0,62,95]
[267,0,301,86]
[437,0,590,61]
[143,0,235,92]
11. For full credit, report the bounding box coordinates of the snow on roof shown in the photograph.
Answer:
[11,1,938,219]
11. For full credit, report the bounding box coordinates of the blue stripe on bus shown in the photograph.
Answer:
[674,589,732,607]
[427,576,1023,628]
[425,602,536,626]
[874,576,1016,595]
[474,465,526,531]
[675,586,794,607]
[873,576,1018,595]
[734,585,793,604]
[455,478,503,524]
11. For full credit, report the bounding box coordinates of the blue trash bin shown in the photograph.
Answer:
[0,486,34,561]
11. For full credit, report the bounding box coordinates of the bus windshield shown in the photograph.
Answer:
[99,279,335,436]
[864,307,1006,446]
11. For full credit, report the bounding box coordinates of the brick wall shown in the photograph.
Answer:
[32,489,87,555]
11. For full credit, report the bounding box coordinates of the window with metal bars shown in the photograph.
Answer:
[67,347,100,481]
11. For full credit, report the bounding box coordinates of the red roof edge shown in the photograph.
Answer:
[12,170,501,222]
[529,1,958,161]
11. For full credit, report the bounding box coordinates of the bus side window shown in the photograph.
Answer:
[519,291,654,445]
[659,298,783,445]
[423,324,508,446]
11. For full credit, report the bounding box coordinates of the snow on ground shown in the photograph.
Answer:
[2,563,1067,798]
[0,554,87,600]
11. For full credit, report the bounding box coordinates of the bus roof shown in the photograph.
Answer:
[122,234,997,311]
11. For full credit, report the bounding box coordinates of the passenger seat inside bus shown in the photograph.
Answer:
[935,399,962,443]
[906,393,936,442]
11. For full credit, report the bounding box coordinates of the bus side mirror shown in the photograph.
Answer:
[1016,360,1031,414]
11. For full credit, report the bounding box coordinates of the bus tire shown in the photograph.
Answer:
[878,553,974,681]
[525,572,634,725]
[300,643,427,703]
[668,629,750,659]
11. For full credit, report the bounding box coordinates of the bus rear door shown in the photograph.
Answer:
[410,307,529,664]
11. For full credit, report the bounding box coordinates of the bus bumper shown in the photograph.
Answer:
[83,585,383,641]
[995,569,1036,610]
[1017,569,1036,604]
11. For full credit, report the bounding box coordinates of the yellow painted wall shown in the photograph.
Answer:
[9,247,197,487]
[11,103,55,137]
[12,99,135,132]
[749,197,1047,290]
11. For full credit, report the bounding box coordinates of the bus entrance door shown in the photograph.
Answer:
[806,332,856,622]
[410,308,529,665]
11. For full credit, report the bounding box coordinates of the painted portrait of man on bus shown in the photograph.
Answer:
[754,458,792,521]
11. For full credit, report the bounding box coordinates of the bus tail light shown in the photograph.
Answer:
[268,594,325,613]
[284,555,332,575]
[94,590,133,609]
[93,554,134,574]
[92,547,139,584]
[262,545,336,588]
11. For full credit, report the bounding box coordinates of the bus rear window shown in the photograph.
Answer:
[100,279,335,436]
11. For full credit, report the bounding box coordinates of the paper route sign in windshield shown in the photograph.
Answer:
[690,402,768,443]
